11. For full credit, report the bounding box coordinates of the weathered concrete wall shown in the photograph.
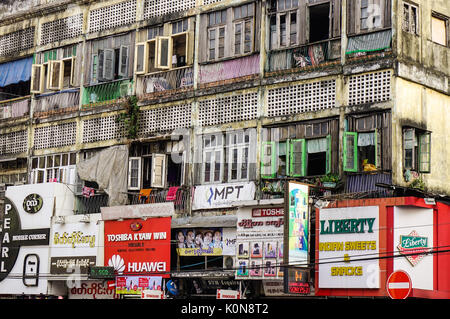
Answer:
[393,77,450,194]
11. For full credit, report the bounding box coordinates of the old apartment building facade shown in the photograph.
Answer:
[0,0,449,299]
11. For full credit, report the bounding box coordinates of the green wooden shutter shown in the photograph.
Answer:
[261,142,276,179]
[375,129,381,169]
[289,139,306,177]
[343,132,358,172]
[418,132,431,173]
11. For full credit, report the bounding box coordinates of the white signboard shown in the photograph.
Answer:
[0,183,73,295]
[68,281,118,299]
[393,206,433,290]
[318,206,380,289]
[216,289,240,299]
[50,216,101,275]
[141,289,165,299]
[235,207,284,280]
[192,182,256,210]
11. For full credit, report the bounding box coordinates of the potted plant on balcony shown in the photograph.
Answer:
[319,173,340,189]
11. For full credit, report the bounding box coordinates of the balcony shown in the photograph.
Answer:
[344,171,393,198]
[266,39,341,74]
[34,89,80,117]
[0,96,30,120]
[128,187,190,214]
[136,67,193,102]
[81,79,133,109]
[75,193,109,214]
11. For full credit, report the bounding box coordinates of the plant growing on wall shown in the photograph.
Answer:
[117,95,139,140]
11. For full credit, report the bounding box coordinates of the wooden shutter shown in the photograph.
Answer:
[186,31,195,65]
[135,42,148,74]
[48,60,64,90]
[419,132,431,173]
[375,129,382,169]
[90,54,99,84]
[326,135,332,175]
[403,128,415,170]
[31,64,45,94]
[118,45,129,77]
[97,51,105,82]
[128,157,142,190]
[102,49,115,81]
[343,132,358,172]
[151,154,166,188]
[289,139,306,177]
[156,36,172,69]
[261,142,276,179]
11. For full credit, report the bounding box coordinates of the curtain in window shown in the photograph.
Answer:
[307,137,328,153]
[357,132,375,147]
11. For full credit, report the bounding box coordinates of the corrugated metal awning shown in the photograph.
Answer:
[346,29,392,55]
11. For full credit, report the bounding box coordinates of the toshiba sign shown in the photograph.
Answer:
[104,217,171,278]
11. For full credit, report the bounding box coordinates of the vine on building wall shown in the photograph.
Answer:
[117,95,139,140]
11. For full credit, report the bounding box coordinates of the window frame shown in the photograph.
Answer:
[403,1,419,35]
[268,3,300,50]
[403,127,431,173]
[431,12,449,47]
[226,130,250,182]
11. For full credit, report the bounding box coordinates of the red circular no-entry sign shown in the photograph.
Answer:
[387,270,412,299]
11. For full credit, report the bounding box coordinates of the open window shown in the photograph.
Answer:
[403,128,431,173]
[343,131,381,172]
[309,2,330,43]
[31,64,45,94]
[403,2,419,35]
[48,60,64,91]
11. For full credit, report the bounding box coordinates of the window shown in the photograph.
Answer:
[403,2,419,35]
[309,3,330,42]
[30,152,77,184]
[208,10,227,61]
[233,3,255,55]
[261,135,332,178]
[128,141,185,190]
[31,45,77,93]
[431,13,449,46]
[203,134,224,183]
[343,131,381,172]
[403,128,431,173]
[268,0,300,50]
[136,22,193,74]
[226,131,250,181]
[360,0,382,31]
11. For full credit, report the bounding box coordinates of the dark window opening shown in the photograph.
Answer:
[307,152,327,176]
[167,153,183,187]
[142,156,152,189]
[309,3,330,42]
[0,81,30,101]
[359,145,376,171]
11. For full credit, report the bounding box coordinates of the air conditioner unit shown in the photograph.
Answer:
[223,256,235,271]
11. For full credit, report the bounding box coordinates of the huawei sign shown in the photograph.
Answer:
[104,217,171,278]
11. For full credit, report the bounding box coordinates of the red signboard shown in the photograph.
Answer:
[387,270,412,299]
[104,217,171,278]
[252,207,284,217]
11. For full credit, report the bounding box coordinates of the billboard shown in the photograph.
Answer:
[115,275,162,295]
[175,228,236,256]
[192,182,256,210]
[104,217,171,278]
[318,206,380,289]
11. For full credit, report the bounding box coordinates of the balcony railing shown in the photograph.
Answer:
[75,193,109,214]
[34,89,80,117]
[0,96,30,120]
[266,39,341,73]
[136,67,193,100]
[82,79,133,108]
[128,187,190,213]
[344,171,393,198]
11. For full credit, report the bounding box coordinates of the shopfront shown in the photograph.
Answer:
[315,197,450,299]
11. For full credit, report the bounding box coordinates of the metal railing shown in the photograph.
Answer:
[75,193,109,215]
[82,79,133,108]
[128,186,190,213]
[0,96,30,120]
[34,89,80,115]
[136,67,193,99]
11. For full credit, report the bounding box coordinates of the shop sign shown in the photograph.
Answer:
[104,217,171,278]
[192,182,256,210]
[216,289,240,299]
[115,275,162,295]
[68,281,119,299]
[175,228,236,256]
[0,194,51,294]
[287,182,309,266]
[142,289,165,299]
[236,207,284,280]
[397,230,430,266]
[284,268,310,294]
[50,222,99,274]
[318,206,380,289]
[23,194,43,214]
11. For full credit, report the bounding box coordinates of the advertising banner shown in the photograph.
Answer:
[318,206,380,289]
[0,184,70,295]
[236,207,284,280]
[192,182,256,210]
[68,281,119,299]
[50,219,100,275]
[115,275,162,295]
[104,217,171,278]
[175,228,236,256]
[287,182,309,266]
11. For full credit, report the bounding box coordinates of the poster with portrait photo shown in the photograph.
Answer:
[251,242,263,258]
[249,260,262,277]
[264,241,277,258]
[278,242,283,259]
[237,242,249,258]
[237,259,249,277]
[264,260,276,277]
